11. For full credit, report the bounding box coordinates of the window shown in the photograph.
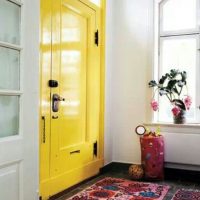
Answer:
[0,0,22,138]
[154,0,200,123]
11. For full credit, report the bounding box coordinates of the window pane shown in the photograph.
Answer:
[0,96,19,138]
[159,37,197,122]
[0,0,20,45]
[89,0,101,7]
[0,47,20,90]
[161,0,197,32]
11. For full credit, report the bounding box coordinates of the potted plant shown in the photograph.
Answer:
[148,69,192,124]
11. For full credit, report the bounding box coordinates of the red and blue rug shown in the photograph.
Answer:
[172,189,200,200]
[68,177,170,200]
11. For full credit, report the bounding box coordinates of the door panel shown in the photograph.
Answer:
[0,0,39,199]
[40,0,103,199]
[0,163,20,200]
[51,0,99,176]
[60,6,87,148]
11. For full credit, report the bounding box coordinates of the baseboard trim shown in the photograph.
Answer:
[101,162,200,182]
[165,162,200,171]
[165,167,200,182]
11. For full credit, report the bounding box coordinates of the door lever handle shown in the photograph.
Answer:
[52,94,65,112]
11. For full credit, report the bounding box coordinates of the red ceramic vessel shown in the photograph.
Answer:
[140,136,164,180]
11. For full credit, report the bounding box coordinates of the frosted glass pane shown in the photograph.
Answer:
[0,0,20,45]
[159,37,197,122]
[0,96,19,138]
[161,0,197,32]
[89,0,101,7]
[0,47,20,90]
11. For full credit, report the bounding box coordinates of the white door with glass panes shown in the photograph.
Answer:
[155,0,200,123]
[0,0,39,200]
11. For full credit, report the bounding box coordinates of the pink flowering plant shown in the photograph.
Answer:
[148,69,192,117]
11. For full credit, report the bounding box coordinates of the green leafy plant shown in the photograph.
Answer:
[149,69,190,112]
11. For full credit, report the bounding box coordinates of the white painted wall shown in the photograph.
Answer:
[105,0,154,164]
[105,0,200,170]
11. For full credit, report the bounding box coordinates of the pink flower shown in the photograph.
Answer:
[172,106,181,116]
[184,95,192,110]
[150,100,159,111]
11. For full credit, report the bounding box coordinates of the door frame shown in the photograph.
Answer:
[0,0,39,199]
[39,0,106,199]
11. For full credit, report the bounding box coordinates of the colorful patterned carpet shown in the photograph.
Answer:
[67,177,170,200]
[172,189,200,200]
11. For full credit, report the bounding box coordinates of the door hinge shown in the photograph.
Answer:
[95,30,99,46]
[93,141,98,156]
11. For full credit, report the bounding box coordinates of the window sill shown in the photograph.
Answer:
[144,122,200,129]
[143,122,200,134]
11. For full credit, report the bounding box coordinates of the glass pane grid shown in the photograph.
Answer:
[0,95,20,138]
[160,0,197,33]
[0,46,20,90]
[0,0,21,45]
[157,0,200,123]
[0,0,22,139]
[158,35,198,123]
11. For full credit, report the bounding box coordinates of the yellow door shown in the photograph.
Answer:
[40,0,104,199]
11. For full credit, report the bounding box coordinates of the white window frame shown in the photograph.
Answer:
[153,0,200,123]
